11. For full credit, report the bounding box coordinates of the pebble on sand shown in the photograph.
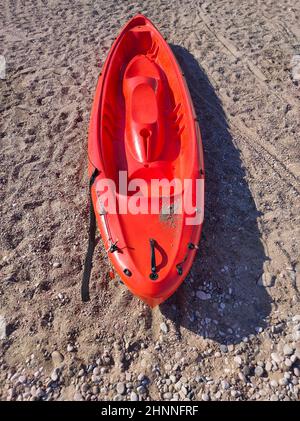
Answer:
[283,344,294,356]
[116,382,126,395]
[0,55,6,80]
[74,391,83,401]
[254,366,264,377]
[52,262,61,268]
[201,393,210,401]
[0,315,6,340]
[271,352,283,364]
[196,291,211,300]
[51,351,64,367]
[137,385,146,394]
[257,272,274,287]
[160,322,168,334]
[130,391,138,401]
[51,369,59,382]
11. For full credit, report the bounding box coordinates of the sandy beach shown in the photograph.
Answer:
[0,0,300,401]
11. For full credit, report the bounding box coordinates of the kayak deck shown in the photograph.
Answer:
[88,15,204,307]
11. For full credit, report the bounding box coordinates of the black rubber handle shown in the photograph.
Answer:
[149,239,158,280]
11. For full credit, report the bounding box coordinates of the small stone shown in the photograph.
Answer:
[270,380,278,388]
[93,367,100,376]
[257,272,274,287]
[92,385,99,394]
[291,377,298,385]
[196,291,211,300]
[74,391,83,401]
[293,367,300,377]
[0,315,6,340]
[215,391,222,399]
[116,382,126,395]
[220,345,228,353]
[137,373,146,381]
[36,388,45,399]
[170,375,176,383]
[284,358,292,368]
[201,393,210,401]
[51,369,59,382]
[160,322,168,334]
[238,372,246,382]
[231,390,238,398]
[78,369,85,377]
[164,363,172,372]
[81,383,89,393]
[178,390,186,400]
[67,344,74,352]
[181,385,188,396]
[221,380,230,390]
[137,385,146,394]
[254,366,264,377]
[163,392,172,400]
[293,331,300,341]
[283,344,294,356]
[271,353,282,364]
[91,374,99,383]
[265,361,272,372]
[52,262,61,268]
[279,377,288,386]
[175,381,182,391]
[51,351,64,367]
[234,356,242,366]
[130,391,138,401]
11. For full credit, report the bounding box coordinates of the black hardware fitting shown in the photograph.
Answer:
[123,268,132,277]
[176,264,183,276]
[149,238,158,280]
[109,243,118,253]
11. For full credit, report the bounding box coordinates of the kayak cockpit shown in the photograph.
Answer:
[99,20,197,194]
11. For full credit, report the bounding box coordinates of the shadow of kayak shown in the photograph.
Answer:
[160,44,271,345]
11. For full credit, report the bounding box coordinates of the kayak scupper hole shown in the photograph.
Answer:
[140,128,150,139]
[123,269,132,277]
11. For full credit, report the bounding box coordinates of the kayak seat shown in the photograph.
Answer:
[123,55,165,164]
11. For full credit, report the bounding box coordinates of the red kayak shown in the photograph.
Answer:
[82,14,205,307]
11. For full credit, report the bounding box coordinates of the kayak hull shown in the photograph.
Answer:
[88,14,205,307]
